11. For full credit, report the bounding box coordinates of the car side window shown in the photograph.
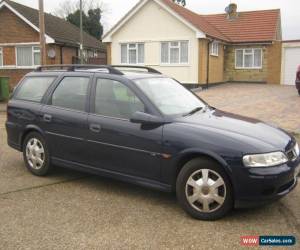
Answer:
[14,76,56,102]
[95,78,145,119]
[51,77,89,112]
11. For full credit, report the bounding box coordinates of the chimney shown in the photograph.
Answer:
[226,3,238,20]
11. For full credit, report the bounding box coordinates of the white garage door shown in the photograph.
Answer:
[283,47,300,85]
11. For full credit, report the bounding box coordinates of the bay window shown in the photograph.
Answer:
[161,41,189,64]
[16,46,41,67]
[235,48,262,69]
[121,43,144,64]
[0,48,3,66]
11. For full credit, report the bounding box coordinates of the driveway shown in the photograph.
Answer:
[198,83,300,134]
[0,83,300,249]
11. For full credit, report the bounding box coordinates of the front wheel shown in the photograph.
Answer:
[23,132,52,176]
[176,158,233,220]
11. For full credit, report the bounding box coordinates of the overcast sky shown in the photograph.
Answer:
[13,0,300,40]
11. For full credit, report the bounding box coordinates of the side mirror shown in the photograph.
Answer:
[130,111,164,125]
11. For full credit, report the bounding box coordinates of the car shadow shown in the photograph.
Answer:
[51,166,282,222]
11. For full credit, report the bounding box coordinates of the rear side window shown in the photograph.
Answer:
[51,77,89,112]
[14,77,55,102]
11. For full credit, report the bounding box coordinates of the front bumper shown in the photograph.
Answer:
[232,158,300,208]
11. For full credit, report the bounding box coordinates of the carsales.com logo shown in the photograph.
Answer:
[240,236,296,246]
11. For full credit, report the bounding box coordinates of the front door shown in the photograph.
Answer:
[87,77,163,181]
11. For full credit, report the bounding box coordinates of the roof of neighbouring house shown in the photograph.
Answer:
[1,0,106,50]
[201,10,280,43]
[161,0,280,43]
[104,0,281,43]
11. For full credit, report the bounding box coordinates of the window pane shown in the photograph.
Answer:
[95,79,144,119]
[17,47,32,66]
[236,50,243,67]
[52,77,89,112]
[161,43,169,63]
[244,54,253,68]
[170,48,179,63]
[34,52,40,65]
[254,49,262,67]
[121,44,127,64]
[138,44,144,63]
[170,42,179,47]
[129,49,137,64]
[180,41,188,63]
[15,77,55,102]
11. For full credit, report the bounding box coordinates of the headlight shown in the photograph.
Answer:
[243,152,288,167]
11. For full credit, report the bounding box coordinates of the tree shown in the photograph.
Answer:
[172,0,186,7]
[55,0,104,39]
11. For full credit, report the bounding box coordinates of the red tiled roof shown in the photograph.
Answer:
[161,0,227,40]
[162,0,280,42]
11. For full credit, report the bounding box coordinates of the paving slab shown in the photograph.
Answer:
[198,83,300,134]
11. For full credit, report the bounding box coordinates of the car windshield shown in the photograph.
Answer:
[134,77,206,116]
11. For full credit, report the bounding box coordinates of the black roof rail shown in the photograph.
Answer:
[111,65,162,74]
[35,64,124,75]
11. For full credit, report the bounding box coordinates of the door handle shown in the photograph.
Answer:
[43,114,52,123]
[89,124,101,133]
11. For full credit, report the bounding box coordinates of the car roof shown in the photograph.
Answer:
[26,65,168,81]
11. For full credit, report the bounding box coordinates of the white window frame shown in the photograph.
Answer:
[15,46,41,68]
[0,47,3,66]
[235,48,263,69]
[120,43,144,65]
[160,41,189,65]
[210,41,219,56]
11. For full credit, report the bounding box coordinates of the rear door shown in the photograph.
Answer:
[86,75,163,180]
[41,73,92,164]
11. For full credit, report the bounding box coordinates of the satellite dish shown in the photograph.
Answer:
[225,6,230,13]
[47,48,56,59]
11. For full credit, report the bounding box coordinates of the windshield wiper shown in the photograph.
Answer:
[184,106,204,116]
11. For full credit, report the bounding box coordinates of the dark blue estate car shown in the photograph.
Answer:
[6,65,300,220]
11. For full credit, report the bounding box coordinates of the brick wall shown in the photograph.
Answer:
[46,45,62,65]
[61,46,77,64]
[0,6,39,43]
[224,45,268,83]
[224,43,281,84]
[267,41,282,84]
[3,47,15,65]
[0,69,32,90]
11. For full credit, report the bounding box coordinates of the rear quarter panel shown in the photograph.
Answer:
[6,100,43,150]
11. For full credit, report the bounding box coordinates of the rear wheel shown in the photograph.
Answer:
[176,158,233,220]
[23,132,52,176]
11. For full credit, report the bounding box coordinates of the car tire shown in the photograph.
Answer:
[23,132,52,176]
[298,90,300,96]
[176,157,233,220]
